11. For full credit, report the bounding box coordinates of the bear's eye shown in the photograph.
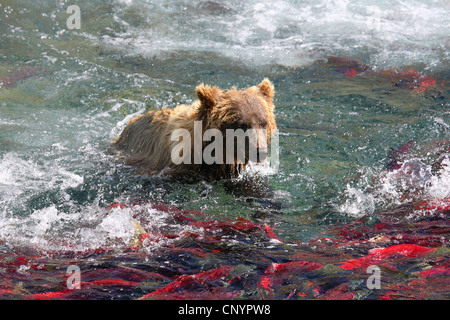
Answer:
[260,120,268,128]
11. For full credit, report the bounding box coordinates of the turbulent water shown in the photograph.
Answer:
[0,0,449,300]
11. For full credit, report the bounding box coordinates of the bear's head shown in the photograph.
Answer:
[195,79,276,178]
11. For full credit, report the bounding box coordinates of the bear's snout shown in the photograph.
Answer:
[242,129,268,164]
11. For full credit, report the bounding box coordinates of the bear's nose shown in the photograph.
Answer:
[257,148,268,163]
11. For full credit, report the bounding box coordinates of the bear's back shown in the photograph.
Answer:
[114,104,198,172]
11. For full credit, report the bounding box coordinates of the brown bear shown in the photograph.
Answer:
[113,79,276,181]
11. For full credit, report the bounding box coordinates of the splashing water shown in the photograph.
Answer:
[0,0,449,300]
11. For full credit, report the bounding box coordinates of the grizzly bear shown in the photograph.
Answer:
[113,79,276,181]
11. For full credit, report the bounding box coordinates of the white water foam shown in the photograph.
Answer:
[100,0,449,69]
[0,148,196,253]
[426,156,450,200]
[339,156,450,218]
[0,198,204,254]
[0,152,84,205]
[339,185,376,218]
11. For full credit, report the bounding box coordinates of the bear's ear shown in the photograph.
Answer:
[257,78,275,100]
[196,84,222,109]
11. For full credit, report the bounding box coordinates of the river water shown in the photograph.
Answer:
[0,0,449,300]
